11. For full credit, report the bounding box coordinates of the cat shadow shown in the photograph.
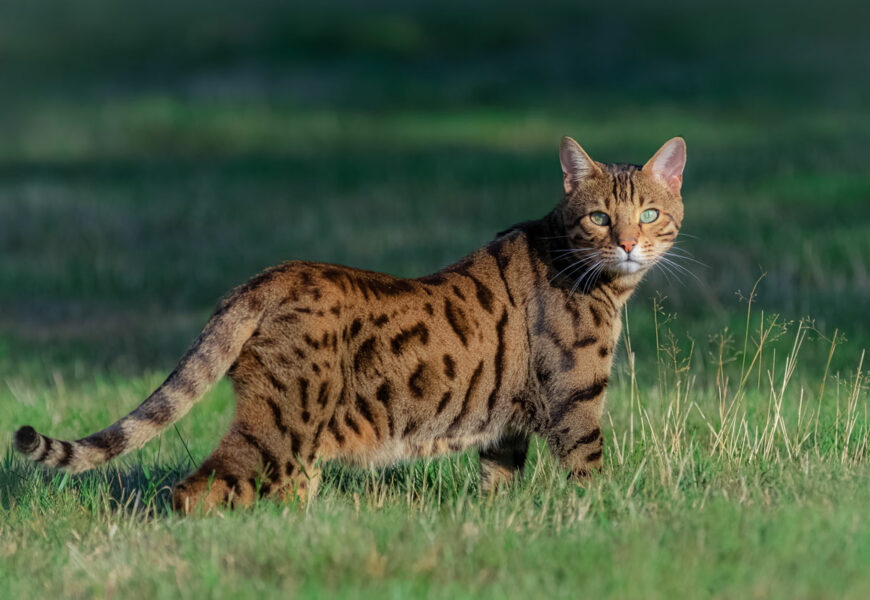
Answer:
[1,450,192,517]
[2,448,484,515]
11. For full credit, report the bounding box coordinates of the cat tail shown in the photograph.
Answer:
[12,265,287,473]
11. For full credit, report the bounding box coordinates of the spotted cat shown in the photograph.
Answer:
[13,136,686,512]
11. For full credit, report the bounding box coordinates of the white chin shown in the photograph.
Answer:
[609,261,644,275]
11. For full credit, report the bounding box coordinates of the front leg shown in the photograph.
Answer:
[544,378,607,479]
[478,429,529,493]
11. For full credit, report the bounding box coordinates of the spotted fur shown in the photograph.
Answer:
[13,136,686,511]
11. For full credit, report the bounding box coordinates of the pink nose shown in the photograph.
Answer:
[618,239,637,253]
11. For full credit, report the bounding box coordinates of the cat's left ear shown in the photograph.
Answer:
[642,137,686,195]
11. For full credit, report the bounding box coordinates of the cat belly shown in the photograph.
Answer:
[342,428,504,468]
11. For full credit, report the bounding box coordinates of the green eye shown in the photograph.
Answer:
[589,212,610,226]
[640,209,659,224]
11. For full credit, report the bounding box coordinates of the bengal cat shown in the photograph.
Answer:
[13,136,686,512]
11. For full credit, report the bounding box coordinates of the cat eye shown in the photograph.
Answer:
[589,212,610,226]
[640,209,659,224]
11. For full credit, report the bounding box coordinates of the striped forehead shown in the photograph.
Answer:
[604,164,642,206]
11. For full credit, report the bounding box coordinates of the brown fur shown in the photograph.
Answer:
[13,136,686,512]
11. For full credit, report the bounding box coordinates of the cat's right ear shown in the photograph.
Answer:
[560,137,602,194]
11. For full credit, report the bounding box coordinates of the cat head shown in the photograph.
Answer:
[557,136,686,280]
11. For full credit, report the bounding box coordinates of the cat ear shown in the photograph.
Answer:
[642,137,686,194]
[560,137,602,194]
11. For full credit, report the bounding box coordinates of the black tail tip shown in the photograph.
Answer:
[14,426,39,454]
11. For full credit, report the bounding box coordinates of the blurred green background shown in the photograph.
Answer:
[1,0,869,381]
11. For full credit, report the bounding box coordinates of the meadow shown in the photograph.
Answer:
[1,1,869,597]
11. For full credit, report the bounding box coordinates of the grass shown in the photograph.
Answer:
[3,309,869,598]
[2,0,870,598]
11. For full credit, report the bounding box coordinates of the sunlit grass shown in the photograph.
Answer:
[2,295,868,598]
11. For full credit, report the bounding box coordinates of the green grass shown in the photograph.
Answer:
[2,0,870,598]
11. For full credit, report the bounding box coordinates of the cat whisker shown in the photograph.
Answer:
[653,257,688,286]
[550,253,600,266]
[667,254,709,268]
[550,248,599,259]
[657,255,696,276]
[539,233,576,240]
[655,260,685,287]
[663,248,709,268]
[556,254,601,292]
[550,263,600,283]
[553,258,601,286]
[571,260,605,296]
[574,268,596,296]
[584,263,607,294]
[655,256,703,286]
[655,261,676,287]
[551,246,599,255]
[548,252,601,284]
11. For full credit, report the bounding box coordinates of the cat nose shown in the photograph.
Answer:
[618,239,637,253]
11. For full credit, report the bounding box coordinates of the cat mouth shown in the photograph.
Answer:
[609,258,645,274]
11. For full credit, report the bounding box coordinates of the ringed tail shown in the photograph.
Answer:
[12,266,284,473]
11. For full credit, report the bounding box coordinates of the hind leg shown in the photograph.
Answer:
[172,425,265,513]
[172,423,314,513]
[479,429,529,493]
